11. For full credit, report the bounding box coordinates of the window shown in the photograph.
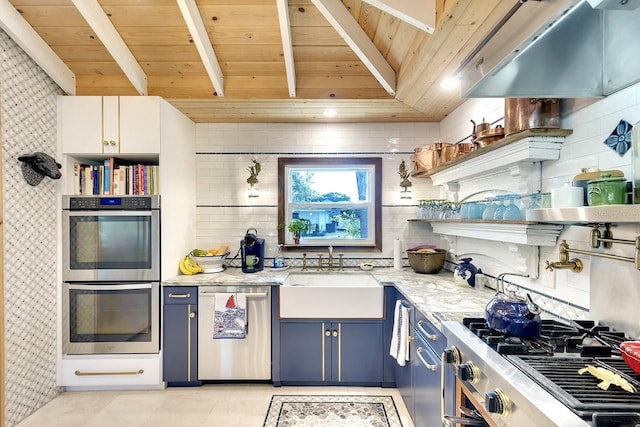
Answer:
[278,157,382,250]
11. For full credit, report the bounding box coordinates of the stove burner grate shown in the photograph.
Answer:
[507,356,640,420]
[462,317,626,357]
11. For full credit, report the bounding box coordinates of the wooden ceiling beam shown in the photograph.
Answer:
[176,0,225,96]
[361,0,436,33]
[0,0,76,94]
[310,0,396,95]
[276,0,296,97]
[71,0,147,95]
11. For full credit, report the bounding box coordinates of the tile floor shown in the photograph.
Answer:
[16,384,414,427]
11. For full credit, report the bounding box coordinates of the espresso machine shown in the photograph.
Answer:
[241,228,264,273]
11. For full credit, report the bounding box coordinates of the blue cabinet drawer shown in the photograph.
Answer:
[163,286,197,305]
[414,311,445,357]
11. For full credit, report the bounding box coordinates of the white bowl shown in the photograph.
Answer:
[360,263,374,271]
[189,252,229,273]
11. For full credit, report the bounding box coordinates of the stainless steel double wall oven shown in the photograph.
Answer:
[61,195,161,355]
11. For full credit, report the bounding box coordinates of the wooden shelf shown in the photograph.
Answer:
[413,129,573,184]
[409,219,564,246]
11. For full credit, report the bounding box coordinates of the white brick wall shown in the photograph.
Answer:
[440,84,640,320]
[194,122,444,266]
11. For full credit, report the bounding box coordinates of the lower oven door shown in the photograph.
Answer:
[62,282,160,354]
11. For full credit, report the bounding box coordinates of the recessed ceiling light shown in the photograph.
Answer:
[323,109,337,118]
[440,76,460,90]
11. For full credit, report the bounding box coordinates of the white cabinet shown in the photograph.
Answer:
[61,354,164,390]
[60,96,160,155]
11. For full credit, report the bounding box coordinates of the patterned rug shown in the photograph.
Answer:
[262,395,403,427]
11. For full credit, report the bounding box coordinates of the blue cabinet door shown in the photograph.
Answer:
[280,321,384,384]
[340,322,383,383]
[412,334,443,427]
[162,287,200,386]
[280,322,324,382]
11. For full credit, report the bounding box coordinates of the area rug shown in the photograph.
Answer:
[262,395,403,427]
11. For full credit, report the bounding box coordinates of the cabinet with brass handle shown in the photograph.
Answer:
[279,320,383,385]
[162,286,201,386]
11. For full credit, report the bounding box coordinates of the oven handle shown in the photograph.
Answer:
[441,351,450,427]
[68,283,154,291]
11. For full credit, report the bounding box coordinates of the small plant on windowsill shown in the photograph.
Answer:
[287,219,310,244]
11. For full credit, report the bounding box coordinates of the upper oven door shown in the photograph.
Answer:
[62,209,160,282]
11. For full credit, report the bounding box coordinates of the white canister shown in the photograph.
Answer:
[551,184,584,208]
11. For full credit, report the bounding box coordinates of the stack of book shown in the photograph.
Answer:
[73,157,159,195]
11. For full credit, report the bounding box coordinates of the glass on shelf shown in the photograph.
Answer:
[492,195,508,220]
[482,197,499,220]
[502,194,522,220]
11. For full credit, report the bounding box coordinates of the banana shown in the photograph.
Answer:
[184,255,203,274]
[218,243,229,255]
[179,257,194,275]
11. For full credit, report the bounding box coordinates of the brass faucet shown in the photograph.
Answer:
[545,240,584,273]
[316,246,344,271]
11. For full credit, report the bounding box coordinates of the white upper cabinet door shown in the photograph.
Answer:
[60,96,161,155]
[60,96,103,154]
[119,96,161,154]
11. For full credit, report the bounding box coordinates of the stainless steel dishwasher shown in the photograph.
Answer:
[197,285,271,380]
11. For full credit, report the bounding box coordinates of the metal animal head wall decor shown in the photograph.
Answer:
[18,152,62,186]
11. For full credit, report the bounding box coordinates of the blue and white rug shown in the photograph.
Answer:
[263,395,403,427]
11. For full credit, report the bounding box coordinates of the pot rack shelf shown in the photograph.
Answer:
[412,129,573,186]
[409,129,572,247]
[408,219,564,246]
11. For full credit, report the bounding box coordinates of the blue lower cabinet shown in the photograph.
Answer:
[412,333,443,427]
[162,286,201,386]
[280,320,383,385]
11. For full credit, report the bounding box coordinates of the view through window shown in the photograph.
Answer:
[278,158,382,250]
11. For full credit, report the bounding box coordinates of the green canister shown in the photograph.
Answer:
[587,173,627,206]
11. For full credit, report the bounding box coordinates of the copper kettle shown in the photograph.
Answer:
[470,118,491,141]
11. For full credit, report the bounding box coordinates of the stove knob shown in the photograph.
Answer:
[456,361,479,384]
[443,346,461,364]
[485,389,511,417]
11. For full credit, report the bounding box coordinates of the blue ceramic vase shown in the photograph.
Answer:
[454,257,478,287]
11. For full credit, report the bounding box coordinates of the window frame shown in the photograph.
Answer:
[277,157,382,251]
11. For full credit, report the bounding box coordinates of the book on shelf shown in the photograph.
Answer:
[72,157,159,196]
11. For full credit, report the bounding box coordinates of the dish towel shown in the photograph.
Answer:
[389,300,410,366]
[213,293,247,339]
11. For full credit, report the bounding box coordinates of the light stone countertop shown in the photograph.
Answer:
[163,267,496,331]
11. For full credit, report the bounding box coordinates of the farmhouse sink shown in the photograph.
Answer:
[279,273,384,319]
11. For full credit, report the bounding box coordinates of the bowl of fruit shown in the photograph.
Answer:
[188,244,229,273]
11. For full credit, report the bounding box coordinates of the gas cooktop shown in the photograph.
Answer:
[463,317,627,357]
[445,317,640,426]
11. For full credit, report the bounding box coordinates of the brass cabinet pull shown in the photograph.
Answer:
[189,311,196,319]
[75,369,144,376]
[417,347,438,371]
[418,320,439,341]
[325,329,331,337]
[332,330,338,337]
[168,293,191,299]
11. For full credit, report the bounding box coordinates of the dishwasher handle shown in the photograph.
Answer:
[198,292,268,298]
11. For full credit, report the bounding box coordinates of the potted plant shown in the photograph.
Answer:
[287,218,309,244]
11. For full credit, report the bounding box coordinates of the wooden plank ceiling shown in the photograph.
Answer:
[7,0,515,123]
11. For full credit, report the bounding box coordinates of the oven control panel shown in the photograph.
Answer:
[64,195,159,210]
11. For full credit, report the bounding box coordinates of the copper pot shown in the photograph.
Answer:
[505,98,560,136]
[475,125,505,147]
[413,145,439,174]
[453,141,475,158]
[439,143,456,164]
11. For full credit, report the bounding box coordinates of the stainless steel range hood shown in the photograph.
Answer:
[458,0,640,98]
